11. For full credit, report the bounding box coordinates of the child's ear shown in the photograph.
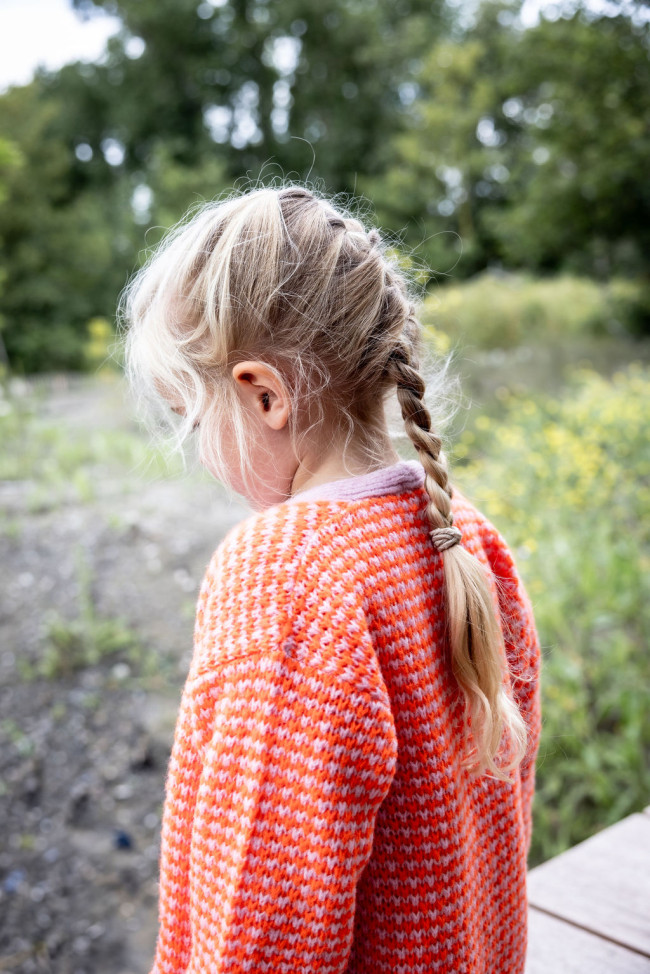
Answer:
[231,361,290,431]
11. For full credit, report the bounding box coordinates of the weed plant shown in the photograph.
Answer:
[16,549,156,683]
[452,363,650,864]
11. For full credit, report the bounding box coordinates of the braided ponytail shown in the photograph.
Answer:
[387,308,527,781]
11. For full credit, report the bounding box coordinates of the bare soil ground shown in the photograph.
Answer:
[0,375,248,974]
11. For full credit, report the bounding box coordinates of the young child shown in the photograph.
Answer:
[123,184,542,974]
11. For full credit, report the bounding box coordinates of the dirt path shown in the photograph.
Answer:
[0,375,248,974]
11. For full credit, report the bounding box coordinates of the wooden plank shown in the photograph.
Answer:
[528,813,650,957]
[526,908,650,974]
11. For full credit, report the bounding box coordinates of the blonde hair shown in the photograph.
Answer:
[121,183,527,781]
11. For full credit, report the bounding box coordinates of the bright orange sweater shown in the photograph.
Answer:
[150,461,542,974]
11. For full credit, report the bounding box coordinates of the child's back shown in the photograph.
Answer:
[122,184,542,973]
[150,461,540,974]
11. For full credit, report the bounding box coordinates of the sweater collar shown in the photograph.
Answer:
[286,459,425,504]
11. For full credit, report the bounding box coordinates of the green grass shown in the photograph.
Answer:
[451,363,650,864]
[0,403,168,483]
[16,548,157,683]
[0,382,183,514]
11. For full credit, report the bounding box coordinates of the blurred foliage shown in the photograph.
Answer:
[364,1,650,278]
[0,135,24,368]
[17,549,148,682]
[0,83,136,373]
[0,379,179,513]
[66,0,450,185]
[135,143,230,243]
[0,0,648,370]
[84,316,118,372]
[452,363,650,863]
[421,271,650,350]
[0,136,23,205]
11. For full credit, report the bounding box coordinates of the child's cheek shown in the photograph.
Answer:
[199,450,242,494]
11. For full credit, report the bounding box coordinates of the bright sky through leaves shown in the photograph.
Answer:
[0,0,120,92]
[1,0,630,94]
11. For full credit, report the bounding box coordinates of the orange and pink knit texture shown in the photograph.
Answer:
[149,465,542,974]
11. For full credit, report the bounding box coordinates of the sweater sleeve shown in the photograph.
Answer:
[513,581,542,857]
[183,647,398,974]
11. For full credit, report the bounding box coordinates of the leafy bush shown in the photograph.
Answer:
[420,272,650,351]
[452,363,650,864]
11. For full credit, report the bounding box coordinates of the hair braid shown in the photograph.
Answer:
[387,334,453,529]
[387,311,527,781]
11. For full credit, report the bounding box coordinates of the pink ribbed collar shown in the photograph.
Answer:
[287,459,425,504]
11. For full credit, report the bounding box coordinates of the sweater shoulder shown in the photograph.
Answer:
[190,500,368,682]
[451,485,541,674]
[451,485,523,583]
[199,487,423,611]
[203,498,346,585]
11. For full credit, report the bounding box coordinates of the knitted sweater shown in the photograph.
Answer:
[150,460,542,974]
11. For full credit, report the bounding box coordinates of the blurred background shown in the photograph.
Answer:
[0,0,648,970]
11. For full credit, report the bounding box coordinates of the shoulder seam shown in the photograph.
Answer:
[189,644,394,710]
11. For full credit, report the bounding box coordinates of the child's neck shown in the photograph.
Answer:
[290,440,401,498]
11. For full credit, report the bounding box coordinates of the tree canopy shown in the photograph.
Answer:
[0,0,648,371]
[364,2,650,276]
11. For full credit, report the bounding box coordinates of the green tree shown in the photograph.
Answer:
[63,0,450,189]
[0,136,23,370]
[365,1,650,279]
[0,0,454,373]
[133,144,230,245]
[486,6,650,276]
[0,83,134,372]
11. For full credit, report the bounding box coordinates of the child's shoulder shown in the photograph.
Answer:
[196,499,362,628]
[190,498,387,684]
[207,486,520,594]
[208,497,349,575]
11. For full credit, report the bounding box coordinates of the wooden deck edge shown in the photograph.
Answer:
[528,904,650,961]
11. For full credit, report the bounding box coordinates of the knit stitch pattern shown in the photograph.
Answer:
[149,465,542,974]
